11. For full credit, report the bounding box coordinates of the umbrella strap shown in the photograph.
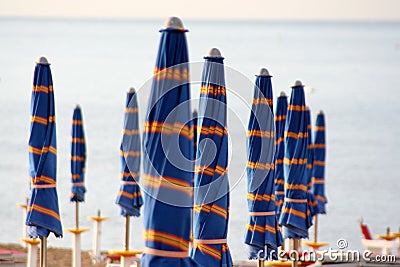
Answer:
[286,198,307,203]
[248,211,275,216]
[143,247,188,258]
[32,184,56,189]
[72,182,84,186]
[121,181,138,185]
[193,238,227,245]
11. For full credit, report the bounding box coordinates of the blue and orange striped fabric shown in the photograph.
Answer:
[116,88,143,217]
[190,52,233,267]
[305,108,317,219]
[279,83,312,239]
[26,59,63,238]
[244,72,282,259]
[70,106,86,202]
[142,25,197,267]
[274,93,288,221]
[311,111,327,214]
[192,110,198,161]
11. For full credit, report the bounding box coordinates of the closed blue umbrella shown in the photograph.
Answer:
[26,57,62,239]
[190,48,232,267]
[244,68,282,259]
[68,105,87,267]
[70,106,86,203]
[274,92,288,221]
[305,108,317,219]
[312,111,327,214]
[142,17,196,267]
[116,88,143,217]
[279,80,312,239]
[192,110,198,160]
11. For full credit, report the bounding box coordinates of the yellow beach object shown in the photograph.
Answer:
[302,241,329,250]
[108,250,142,257]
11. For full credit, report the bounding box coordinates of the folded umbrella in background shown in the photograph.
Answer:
[244,68,282,259]
[26,56,62,239]
[190,48,232,267]
[116,88,143,217]
[274,92,288,221]
[279,80,312,239]
[192,109,198,161]
[305,108,317,221]
[312,111,327,214]
[70,105,86,203]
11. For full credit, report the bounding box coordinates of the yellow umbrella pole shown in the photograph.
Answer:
[40,236,47,267]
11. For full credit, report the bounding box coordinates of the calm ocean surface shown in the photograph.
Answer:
[1,18,400,260]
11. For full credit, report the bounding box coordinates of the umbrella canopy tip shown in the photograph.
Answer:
[207,47,222,57]
[280,91,287,97]
[37,56,49,64]
[128,87,136,94]
[318,110,324,114]
[163,16,185,30]
[258,67,270,76]
[291,80,304,88]
[75,104,81,109]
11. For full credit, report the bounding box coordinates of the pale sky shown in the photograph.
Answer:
[0,0,400,21]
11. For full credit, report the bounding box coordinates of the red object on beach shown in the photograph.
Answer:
[360,224,373,240]
[104,254,121,262]
[0,249,26,256]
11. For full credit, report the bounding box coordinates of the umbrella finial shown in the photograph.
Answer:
[75,104,81,109]
[318,110,324,115]
[37,56,49,64]
[128,87,136,94]
[280,91,287,97]
[163,16,185,30]
[291,80,304,88]
[258,67,270,76]
[207,47,222,57]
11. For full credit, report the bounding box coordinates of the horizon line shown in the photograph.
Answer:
[1,15,400,24]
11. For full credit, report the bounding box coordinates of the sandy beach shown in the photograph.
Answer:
[0,243,106,267]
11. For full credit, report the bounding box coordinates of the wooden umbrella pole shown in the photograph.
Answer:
[125,215,130,251]
[40,237,47,267]
[76,202,79,229]
[314,215,318,243]
[120,216,131,267]
[292,239,298,267]
[257,258,265,267]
